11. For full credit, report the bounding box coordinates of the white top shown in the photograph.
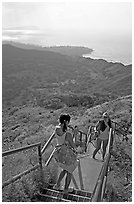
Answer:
[55,125,66,145]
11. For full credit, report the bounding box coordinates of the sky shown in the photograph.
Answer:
[1,0,133,65]
[2,1,132,45]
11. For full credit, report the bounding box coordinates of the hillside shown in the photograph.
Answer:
[2,41,93,56]
[2,43,132,201]
[2,94,132,201]
[2,44,132,108]
[42,46,93,57]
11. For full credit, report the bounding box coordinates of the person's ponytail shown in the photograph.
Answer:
[62,120,67,132]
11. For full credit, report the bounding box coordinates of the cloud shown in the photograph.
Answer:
[2,2,132,46]
[3,2,131,33]
[2,29,51,43]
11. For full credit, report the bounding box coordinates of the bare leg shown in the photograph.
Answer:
[64,171,72,191]
[92,138,101,159]
[55,170,67,188]
[102,139,108,160]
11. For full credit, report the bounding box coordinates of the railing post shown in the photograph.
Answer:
[38,144,42,169]
[78,159,84,190]
[86,126,92,144]
[38,144,44,186]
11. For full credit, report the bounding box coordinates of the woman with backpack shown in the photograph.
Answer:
[53,114,78,193]
[92,112,114,161]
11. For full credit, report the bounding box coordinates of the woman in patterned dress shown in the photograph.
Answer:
[53,114,78,193]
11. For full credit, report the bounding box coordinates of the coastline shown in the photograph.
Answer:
[82,53,132,66]
[2,41,132,66]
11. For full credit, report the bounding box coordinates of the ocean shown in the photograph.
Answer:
[83,48,132,65]
[82,39,132,65]
[68,32,132,65]
[41,32,132,66]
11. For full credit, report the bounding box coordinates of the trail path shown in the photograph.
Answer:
[60,142,104,193]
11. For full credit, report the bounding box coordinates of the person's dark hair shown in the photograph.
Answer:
[59,114,71,132]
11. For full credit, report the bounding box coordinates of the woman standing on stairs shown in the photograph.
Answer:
[92,112,114,161]
[53,114,78,193]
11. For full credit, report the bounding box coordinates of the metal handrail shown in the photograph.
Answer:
[41,132,55,155]
[101,175,107,201]
[2,142,42,188]
[2,164,39,188]
[2,142,41,157]
[45,148,56,167]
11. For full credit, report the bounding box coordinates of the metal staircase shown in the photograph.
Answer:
[33,185,92,202]
[3,124,117,202]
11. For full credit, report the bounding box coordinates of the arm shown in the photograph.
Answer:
[111,122,115,137]
[94,121,101,138]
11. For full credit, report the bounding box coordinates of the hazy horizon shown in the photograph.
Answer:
[2,1,132,65]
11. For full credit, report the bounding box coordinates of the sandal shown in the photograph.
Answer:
[53,184,60,190]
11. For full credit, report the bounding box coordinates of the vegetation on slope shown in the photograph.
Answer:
[2,44,131,107]
[2,43,132,201]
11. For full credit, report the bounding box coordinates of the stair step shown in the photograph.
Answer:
[39,187,92,202]
[38,193,70,202]
[47,183,92,197]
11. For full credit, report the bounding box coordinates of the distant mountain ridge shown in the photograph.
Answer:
[2,41,93,57]
[2,43,132,107]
